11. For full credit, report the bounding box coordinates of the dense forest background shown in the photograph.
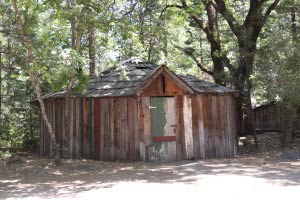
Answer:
[0,0,299,155]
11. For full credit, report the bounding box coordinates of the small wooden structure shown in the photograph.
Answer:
[254,102,300,132]
[254,102,279,131]
[40,59,239,162]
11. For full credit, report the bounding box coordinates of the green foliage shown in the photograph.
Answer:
[1,0,300,152]
[0,109,39,151]
[253,1,300,147]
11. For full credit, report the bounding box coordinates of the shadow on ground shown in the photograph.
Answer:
[0,154,299,199]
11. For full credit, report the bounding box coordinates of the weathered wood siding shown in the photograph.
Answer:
[254,104,300,132]
[254,104,279,130]
[141,74,186,96]
[40,97,139,161]
[190,94,238,159]
[40,94,238,161]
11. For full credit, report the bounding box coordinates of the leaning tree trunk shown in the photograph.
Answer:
[31,73,60,162]
[12,0,60,163]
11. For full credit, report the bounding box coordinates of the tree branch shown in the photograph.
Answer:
[161,3,186,17]
[262,0,281,25]
[171,42,213,76]
[190,14,211,36]
[12,0,33,64]
[161,1,211,39]
[212,0,242,37]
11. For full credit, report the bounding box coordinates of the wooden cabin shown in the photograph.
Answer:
[40,59,239,162]
[254,102,300,132]
[253,102,279,131]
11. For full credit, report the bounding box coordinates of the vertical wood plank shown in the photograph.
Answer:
[117,99,122,160]
[89,98,94,158]
[223,96,229,157]
[102,99,110,160]
[94,98,100,160]
[100,99,105,160]
[56,100,60,149]
[226,96,233,156]
[197,96,205,159]
[202,95,212,158]
[164,97,176,161]
[192,96,200,159]
[216,96,224,158]
[133,97,140,161]
[109,99,114,161]
[120,98,129,161]
[120,98,126,160]
[40,108,43,156]
[44,101,47,156]
[83,98,89,158]
[138,97,145,161]
[45,101,50,156]
[211,95,217,158]
[226,95,237,156]
[79,98,84,157]
[75,98,81,157]
[128,97,136,161]
[50,100,54,155]
[62,99,65,156]
[142,97,151,161]
[232,96,238,155]
[69,98,74,157]
[72,98,77,158]
[124,98,129,160]
[113,99,119,160]
[54,99,58,155]
[175,95,183,161]
[183,96,193,159]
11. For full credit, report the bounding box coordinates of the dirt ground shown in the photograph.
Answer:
[0,132,300,200]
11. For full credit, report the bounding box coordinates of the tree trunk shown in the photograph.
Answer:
[212,0,280,147]
[63,76,74,158]
[0,42,2,119]
[31,73,60,163]
[63,2,86,158]
[205,3,225,85]
[278,104,296,149]
[12,0,60,164]
[234,36,259,148]
[88,24,96,78]
[291,7,296,39]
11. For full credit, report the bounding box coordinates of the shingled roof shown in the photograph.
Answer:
[42,58,238,99]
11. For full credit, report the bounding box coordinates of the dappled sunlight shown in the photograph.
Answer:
[0,157,299,199]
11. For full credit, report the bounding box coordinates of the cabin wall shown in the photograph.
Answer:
[40,94,238,161]
[254,105,279,130]
[40,97,139,161]
[191,94,238,159]
[254,105,300,132]
[137,94,237,161]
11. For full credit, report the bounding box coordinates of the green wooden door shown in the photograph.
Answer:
[150,97,176,162]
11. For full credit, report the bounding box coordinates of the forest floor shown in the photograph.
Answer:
[0,132,300,200]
